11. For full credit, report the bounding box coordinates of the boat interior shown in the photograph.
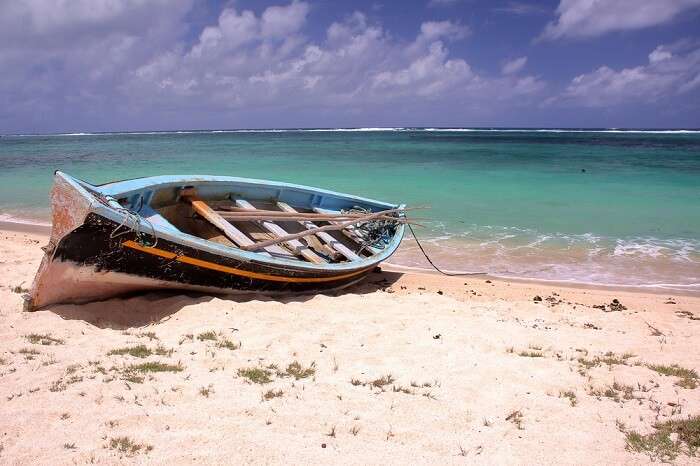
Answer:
[106,180,402,265]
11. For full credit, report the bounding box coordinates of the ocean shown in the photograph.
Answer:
[1,128,698,291]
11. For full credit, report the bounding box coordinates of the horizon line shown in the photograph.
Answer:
[4,126,700,137]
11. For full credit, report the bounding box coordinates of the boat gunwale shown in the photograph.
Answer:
[56,171,405,272]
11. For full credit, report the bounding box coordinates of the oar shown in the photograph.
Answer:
[216,213,406,222]
[240,210,406,251]
[215,208,403,219]
[217,205,427,216]
[216,206,407,222]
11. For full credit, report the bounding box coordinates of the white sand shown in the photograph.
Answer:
[1,228,699,465]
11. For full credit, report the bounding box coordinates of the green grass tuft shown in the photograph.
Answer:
[620,416,700,461]
[369,374,396,388]
[199,384,214,397]
[108,345,152,358]
[197,331,218,341]
[285,361,316,380]
[119,361,183,383]
[392,385,415,395]
[646,363,699,389]
[137,331,158,341]
[108,436,153,456]
[128,361,183,373]
[18,347,40,360]
[25,333,64,346]
[216,339,240,350]
[237,367,273,384]
[518,350,544,358]
[677,378,698,389]
[560,390,577,406]
[263,389,283,400]
[154,345,173,356]
[647,363,697,378]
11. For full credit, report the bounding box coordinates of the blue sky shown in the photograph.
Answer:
[1,0,699,133]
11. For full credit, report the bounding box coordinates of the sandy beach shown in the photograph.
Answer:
[0,226,698,465]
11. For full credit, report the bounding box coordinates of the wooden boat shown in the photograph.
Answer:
[26,171,405,310]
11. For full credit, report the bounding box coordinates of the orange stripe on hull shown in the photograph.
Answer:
[122,240,370,283]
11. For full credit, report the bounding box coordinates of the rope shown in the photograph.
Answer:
[343,206,486,277]
[406,222,487,277]
[341,206,398,253]
[95,193,158,247]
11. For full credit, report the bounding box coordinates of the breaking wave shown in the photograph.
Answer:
[391,226,700,292]
[6,128,699,137]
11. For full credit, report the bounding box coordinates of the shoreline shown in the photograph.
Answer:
[3,217,697,298]
[384,262,700,298]
[0,220,51,235]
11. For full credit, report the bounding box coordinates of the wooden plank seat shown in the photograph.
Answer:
[277,202,361,262]
[181,188,291,259]
[234,199,327,264]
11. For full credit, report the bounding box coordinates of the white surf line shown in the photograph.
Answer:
[384,261,700,293]
[7,128,699,137]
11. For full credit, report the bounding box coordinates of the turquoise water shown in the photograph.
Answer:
[1,129,699,289]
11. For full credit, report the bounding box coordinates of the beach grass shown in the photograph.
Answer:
[24,333,64,345]
[108,436,153,456]
[620,415,700,461]
[216,339,240,350]
[108,345,152,358]
[645,363,698,389]
[284,361,315,379]
[237,367,273,384]
[197,331,218,341]
[263,389,283,400]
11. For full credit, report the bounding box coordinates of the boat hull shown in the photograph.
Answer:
[27,171,403,310]
[27,212,376,310]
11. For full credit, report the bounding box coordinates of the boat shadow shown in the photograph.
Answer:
[46,268,404,329]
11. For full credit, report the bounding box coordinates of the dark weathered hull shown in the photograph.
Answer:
[27,213,374,309]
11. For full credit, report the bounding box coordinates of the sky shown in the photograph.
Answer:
[1,0,699,133]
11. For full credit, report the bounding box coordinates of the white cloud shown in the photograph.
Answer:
[558,43,700,106]
[501,56,527,75]
[540,0,700,40]
[372,42,473,97]
[0,0,194,131]
[418,20,469,42]
[0,1,548,131]
[494,2,548,16]
[648,46,673,63]
[192,8,258,56]
[261,1,310,38]
[0,0,192,45]
[126,9,542,111]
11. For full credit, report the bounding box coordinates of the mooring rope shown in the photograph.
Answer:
[406,222,487,277]
[345,205,487,277]
[95,193,158,247]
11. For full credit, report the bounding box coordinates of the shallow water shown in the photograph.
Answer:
[1,128,698,290]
